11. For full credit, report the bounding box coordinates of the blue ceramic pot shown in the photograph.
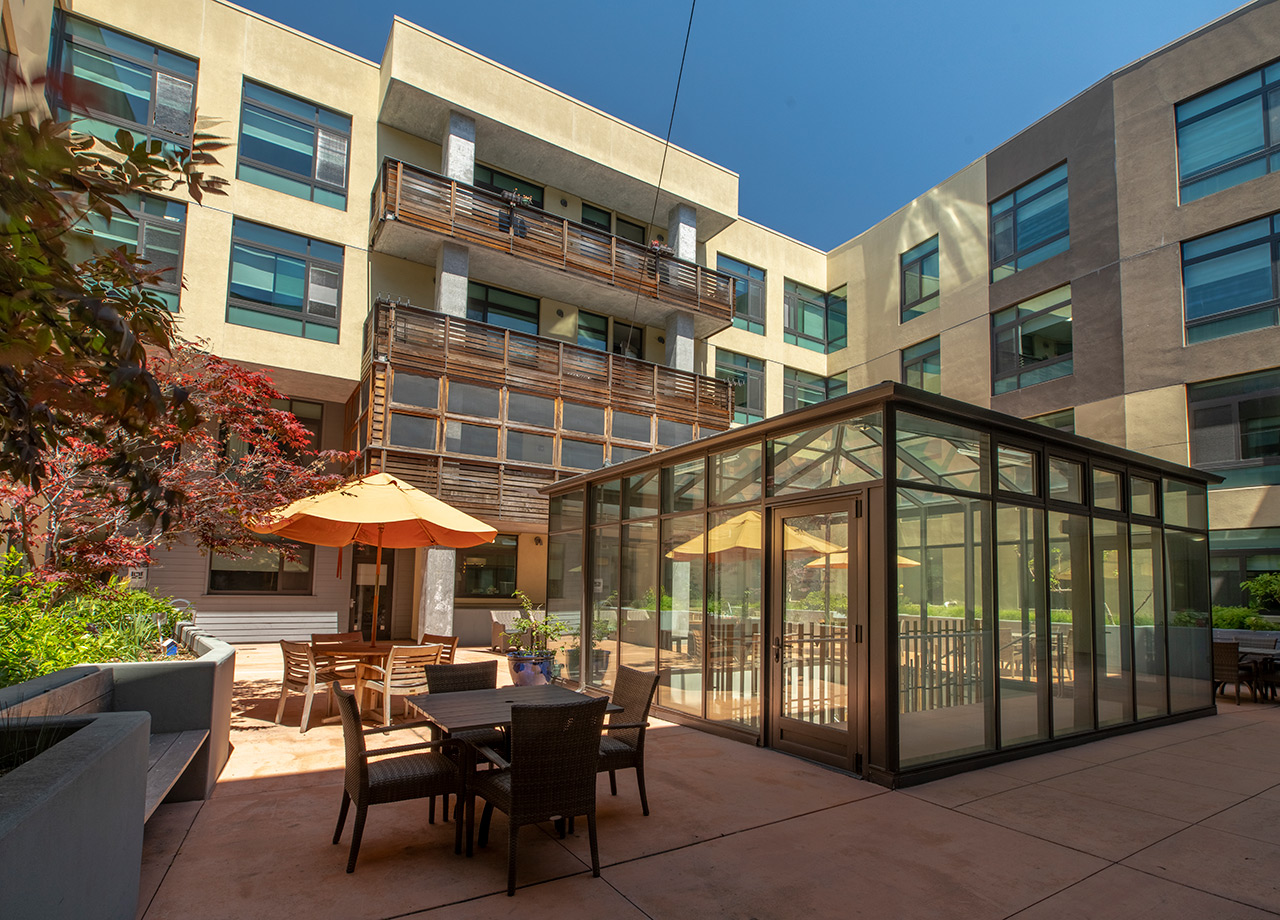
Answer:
[507,652,555,686]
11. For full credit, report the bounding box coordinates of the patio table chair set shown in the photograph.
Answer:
[1212,638,1280,704]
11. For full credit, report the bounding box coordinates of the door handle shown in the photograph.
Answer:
[773,637,781,663]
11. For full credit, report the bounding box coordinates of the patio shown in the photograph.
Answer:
[135,643,1280,919]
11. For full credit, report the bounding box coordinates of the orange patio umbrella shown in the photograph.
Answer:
[249,472,496,641]
[806,551,922,569]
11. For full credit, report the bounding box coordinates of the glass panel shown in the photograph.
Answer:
[1164,480,1208,530]
[780,511,850,729]
[662,459,705,514]
[209,542,312,593]
[1048,458,1083,503]
[1094,519,1132,728]
[705,508,761,729]
[897,489,993,767]
[388,413,435,450]
[896,412,988,493]
[623,470,659,519]
[577,311,608,351]
[770,413,884,496]
[1177,96,1265,177]
[506,430,553,464]
[657,418,694,446]
[153,72,193,135]
[1183,242,1272,320]
[1131,477,1157,517]
[507,392,555,428]
[548,490,584,533]
[1132,525,1168,720]
[997,505,1048,746]
[594,480,620,525]
[711,442,762,505]
[547,531,584,682]
[613,411,651,443]
[612,446,649,465]
[1048,511,1093,736]
[563,402,606,435]
[456,534,517,598]
[447,381,500,418]
[660,514,705,716]
[590,525,620,689]
[392,372,438,409]
[1093,468,1122,511]
[561,439,603,470]
[444,421,498,457]
[1166,530,1213,713]
[996,446,1037,495]
[619,521,658,674]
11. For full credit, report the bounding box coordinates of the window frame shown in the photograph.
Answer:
[782,367,846,411]
[455,534,520,598]
[466,281,540,335]
[237,79,352,208]
[474,165,544,210]
[227,219,344,342]
[1181,215,1279,343]
[718,254,766,335]
[76,192,187,312]
[1176,61,1280,203]
[989,163,1069,281]
[783,280,847,353]
[715,349,765,424]
[991,285,1074,395]
[900,235,940,322]
[207,538,315,595]
[1187,368,1280,487]
[901,336,941,394]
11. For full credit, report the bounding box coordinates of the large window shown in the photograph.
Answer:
[901,236,940,322]
[209,538,313,594]
[1182,215,1280,343]
[992,285,1073,394]
[990,164,1069,281]
[901,337,941,394]
[467,282,539,335]
[1209,527,1280,606]
[718,255,765,335]
[238,81,350,209]
[49,14,197,150]
[715,350,765,424]
[577,310,608,351]
[474,165,543,209]
[783,368,846,411]
[784,282,847,353]
[1188,368,1280,489]
[1177,62,1280,203]
[74,193,185,312]
[228,220,343,342]
[456,534,518,597]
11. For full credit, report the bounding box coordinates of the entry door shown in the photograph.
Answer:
[768,498,860,769]
[349,544,394,640]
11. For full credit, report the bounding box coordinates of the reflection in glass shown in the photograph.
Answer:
[660,514,705,716]
[781,512,850,727]
[547,532,583,682]
[1047,511,1094,735]
[662,459,704,513]
[770,412,883,496]
[711,442,762,505]
[1132,525,1168,719]
[1164,480,1209,530]
[1048,458,1083,503]
[1131,477,1157,517]
[703,508,761,728]
[1094,519,1132,727]
[590,525,620,688]
[623,470,659,519]
[996,504,1048,746]
[1093,468,1122,510]
[1166,530,1213,713]
[897,489,993,767]
[594,479,620,525]
[896,412,989,493]
[619,522,658,674]
[996,447,1037,495]
[548,490,583,533]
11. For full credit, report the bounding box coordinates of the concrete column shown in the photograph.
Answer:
[664,311,695,372]
[667,202,697,262]
[415,546,456,640]
[433,241,469,318]
[440,111,475,185]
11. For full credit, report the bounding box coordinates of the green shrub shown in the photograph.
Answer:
[1211,605,1278,631]
[1242,572,1280,609]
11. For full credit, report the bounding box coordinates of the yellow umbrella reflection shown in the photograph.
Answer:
[805,551,922,568]
[667,509,842,560]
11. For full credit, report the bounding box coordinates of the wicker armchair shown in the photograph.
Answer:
[1212,640,1259,705]
[355,644,444,726]
[469,696,610,896]
[421,659,505,822]
[598,666,660,815]
[330,683,463,872]
[276,639,346,733]
[419,633,460,664]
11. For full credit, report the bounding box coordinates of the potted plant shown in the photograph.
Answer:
[564,616,614,680]
[503,590,569,686]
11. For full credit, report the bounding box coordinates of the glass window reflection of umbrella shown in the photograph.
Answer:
[667,510,843,561]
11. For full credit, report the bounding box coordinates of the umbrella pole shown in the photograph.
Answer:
[370,524,385,647]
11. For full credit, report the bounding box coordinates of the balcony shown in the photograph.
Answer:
[370,160,735,339]
[346,301,732,523]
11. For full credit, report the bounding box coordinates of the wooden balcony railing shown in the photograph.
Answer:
[372,159,735,325]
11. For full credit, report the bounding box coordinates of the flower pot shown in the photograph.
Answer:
[564,648,612,682]
[507,652,555,686]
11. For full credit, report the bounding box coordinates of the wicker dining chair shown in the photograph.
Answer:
[421,659,505,823]
[355,644,445,726]
[598,666,660,816]
[469,696,610,896]
[419,633,460,664]
[330,684,463,872]
[276,639,346,733]
[1212,640,1259,705]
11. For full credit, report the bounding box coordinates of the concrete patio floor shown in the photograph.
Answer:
[137,644,1280,919]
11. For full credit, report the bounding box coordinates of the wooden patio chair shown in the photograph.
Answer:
[276,639,345,733]
[330,683,462,872]
[1212,640,1260,705]
[598,665,660,816]
[469,695,610,896]
[311,631,364,682]
[355,644,444,727]
[419,633,460,664]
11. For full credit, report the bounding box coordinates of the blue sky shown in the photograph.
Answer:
[237,0,1238,250]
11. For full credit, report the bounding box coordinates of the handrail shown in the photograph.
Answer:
[374,159,735,323]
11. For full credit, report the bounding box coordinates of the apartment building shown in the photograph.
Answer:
[2,0,1274,649]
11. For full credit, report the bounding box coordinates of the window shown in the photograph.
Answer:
[1177,63,1280,203]
[209,538,313,594]
[901,337,941,394]
[474,165,543,209]
[1028,408,1075,433]
[715,350,764,424]
[901,236,940,321]
[238,81,351,209]
[577,310,608,351]
[1182,215,1280,343]
[616,218,646,245]
[992,285,1073,394]
[49,14,197,150]
[74,193,186,311]
[784,281,847,353]
[718,255,765,335]
[990,164,1069,281]
[1188,367,1280,489]
[1209,527,1280,606]
[228,220,343,342]
[612,322,644,360]
[456,534,518,597]
[582,203,611,231]
[783,368,847,411]
[467,282,539,334]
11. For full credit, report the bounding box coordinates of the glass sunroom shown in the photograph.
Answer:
[542,383,1217,787]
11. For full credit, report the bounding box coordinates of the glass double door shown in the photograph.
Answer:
[349,543,393,640]
[768,498,861,770]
